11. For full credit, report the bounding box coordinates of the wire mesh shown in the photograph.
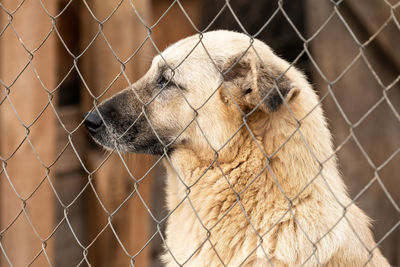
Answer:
[0,0,399,266]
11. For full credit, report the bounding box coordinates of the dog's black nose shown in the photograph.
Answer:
[84,110,103,135]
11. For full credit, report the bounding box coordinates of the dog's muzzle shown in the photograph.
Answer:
[83,95,167,155]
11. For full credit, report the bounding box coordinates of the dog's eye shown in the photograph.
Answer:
[157,75,169,88]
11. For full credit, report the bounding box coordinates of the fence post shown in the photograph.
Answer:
[0,1,57,266]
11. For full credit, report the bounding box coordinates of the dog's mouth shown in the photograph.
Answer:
[84,108,166,155]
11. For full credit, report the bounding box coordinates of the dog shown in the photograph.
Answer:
[84,30,389,266]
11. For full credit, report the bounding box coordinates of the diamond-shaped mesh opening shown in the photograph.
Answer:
[1,0,399,266]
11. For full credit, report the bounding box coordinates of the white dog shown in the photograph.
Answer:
[85,30,389,266]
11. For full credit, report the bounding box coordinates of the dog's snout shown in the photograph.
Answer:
[84,110,104,135]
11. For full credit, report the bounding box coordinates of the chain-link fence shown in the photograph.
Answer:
[0,0,399,266]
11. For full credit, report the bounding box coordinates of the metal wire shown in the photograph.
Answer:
[0,0,399,266]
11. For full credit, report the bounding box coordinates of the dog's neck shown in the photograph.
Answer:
[168,130,264,183]
[169,125,254,164]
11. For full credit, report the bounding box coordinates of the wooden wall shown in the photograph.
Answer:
[1,0,154,266]
[0,0,57,265]
[306,0,400,265]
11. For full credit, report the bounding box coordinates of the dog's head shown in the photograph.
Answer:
[84,30,299,155]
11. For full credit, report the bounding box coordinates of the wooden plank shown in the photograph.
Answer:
[80,1,154,266]
[0,0,57,266]
[345,0,400,72]
[50,1,89,266]
[306,1,400,265]
[53,106,87,267]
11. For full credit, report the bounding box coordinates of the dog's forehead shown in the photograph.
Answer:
[153,31,257,68]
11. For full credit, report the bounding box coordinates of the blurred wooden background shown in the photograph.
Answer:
[0,0,398,266]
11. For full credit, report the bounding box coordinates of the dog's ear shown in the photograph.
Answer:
[222,53,299,113]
